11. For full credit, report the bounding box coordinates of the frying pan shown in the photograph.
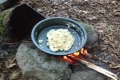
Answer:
[31,17,87,55]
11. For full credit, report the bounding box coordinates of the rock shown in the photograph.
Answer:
[79,22,98,49]
[0,74,5,80]
[0,7,14,42]
[8,4,45,42]
[0,77,4,80]
[0,0,19,11]
[0,0,6,11]
[0,4,45,42]
[70,70,107,80]
[16,42,71,80]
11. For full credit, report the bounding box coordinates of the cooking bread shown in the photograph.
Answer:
[47,29,75,52]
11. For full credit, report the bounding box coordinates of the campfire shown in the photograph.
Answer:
[63,48,96,63]
[3,4,118,80]
[61,48,118,80]
[63,48,90,64]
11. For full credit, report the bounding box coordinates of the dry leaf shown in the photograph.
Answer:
[10,71,21,80]
[109,64,120,69]
[5,57,17,68]
[5,61,16,68]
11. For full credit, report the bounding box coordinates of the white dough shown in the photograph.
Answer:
[47,29,75,52]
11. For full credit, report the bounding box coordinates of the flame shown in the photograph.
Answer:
[63,51,80,64]
[63,48,88,64]
[84,49,87,53]
[80,48,84,54]
[63,56,74,64]
[63,56,67,60]
[74,52,80,56]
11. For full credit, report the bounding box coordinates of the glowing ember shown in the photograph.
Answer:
[74,52,80,56]
[63,56,67,59]
[80,48,84,54]
[63,56,75,64]
[84,49,88,54]
[63,48,88,64]
[63,48,87,64]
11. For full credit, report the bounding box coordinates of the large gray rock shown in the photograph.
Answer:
[70,70,107,80]
[80,22,98,49]
[16,42,71,80]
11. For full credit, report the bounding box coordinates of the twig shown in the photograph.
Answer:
[82,52,99,61]
[1,42,20,45]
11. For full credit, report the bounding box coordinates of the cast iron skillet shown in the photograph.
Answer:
[31,17,87,55]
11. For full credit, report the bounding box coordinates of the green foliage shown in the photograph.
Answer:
[0,10,5,34]
[108,26,114,31]
[0,8,14,34]
[0,27,3,34]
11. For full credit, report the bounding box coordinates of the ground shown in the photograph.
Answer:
[0,0,120,80]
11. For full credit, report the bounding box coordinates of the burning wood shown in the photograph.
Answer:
[62,48,118,80]
[80,48,99,61]
[66,55,118,80]
[63,48,98,62]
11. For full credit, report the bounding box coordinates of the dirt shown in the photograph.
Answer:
[0,0,120,80]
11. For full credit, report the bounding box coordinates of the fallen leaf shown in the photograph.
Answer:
[4,57,17,68]
[5,61,16,68]
[10,71,21,80]
[109,64,120,69]
[87,16,98,20]
[108,26,114,31]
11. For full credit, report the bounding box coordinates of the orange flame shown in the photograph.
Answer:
[63,56,68,60]
[84,49,87,53]
[74,52,80,56]
[80,48,84,54]
[63,48,88,64]
[63,56,75,64]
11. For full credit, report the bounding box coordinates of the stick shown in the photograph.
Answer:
[82,52,99,61]
[67,55,118,80]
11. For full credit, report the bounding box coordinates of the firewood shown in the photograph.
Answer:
[82,51,99,61]
[67,55,118,80]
